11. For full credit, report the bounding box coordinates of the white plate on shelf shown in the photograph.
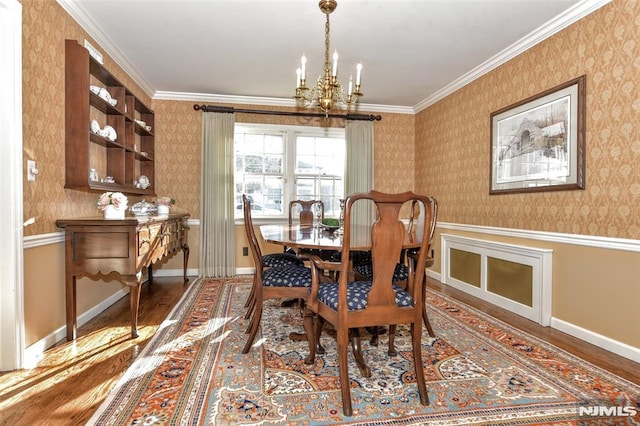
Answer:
[89,85,101,95]
[102,125,117,141]
[90,119,100,134]
[98,88,112,103]
[108,98,118,107]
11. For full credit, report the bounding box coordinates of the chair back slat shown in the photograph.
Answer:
[368,204,405,306]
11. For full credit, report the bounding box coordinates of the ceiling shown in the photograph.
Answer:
[59,0,607,113]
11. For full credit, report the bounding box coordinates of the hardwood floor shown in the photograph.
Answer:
[0,276,638,425]
[0,276,191,426]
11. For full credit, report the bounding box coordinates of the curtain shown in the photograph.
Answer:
[199,112,236,277]
[344,120,374,226]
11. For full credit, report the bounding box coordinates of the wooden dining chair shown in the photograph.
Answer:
[302,190,435,416]
[289,199,339,262]
[241,194,315,354]
[289,199,325,228]
[353,198,438,341]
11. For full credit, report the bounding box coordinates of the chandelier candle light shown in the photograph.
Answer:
[294,0,362,115]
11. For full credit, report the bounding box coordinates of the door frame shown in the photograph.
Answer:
[0,0,25,371]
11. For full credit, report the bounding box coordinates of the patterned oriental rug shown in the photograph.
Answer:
[89,277,640,425]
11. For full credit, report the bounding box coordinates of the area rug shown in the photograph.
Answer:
[89,277,640,425]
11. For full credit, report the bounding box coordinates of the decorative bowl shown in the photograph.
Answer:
[130,200,156,216]
[320,224,339,233]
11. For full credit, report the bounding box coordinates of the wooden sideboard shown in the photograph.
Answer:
[56,213,190,341]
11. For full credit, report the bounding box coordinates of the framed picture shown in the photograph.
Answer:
[490,75,585,194]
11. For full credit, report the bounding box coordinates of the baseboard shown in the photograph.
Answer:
[23,268,199,368]
[425,269,441,282]
[236,267,255,275]
[550,317,640,364]
[431,270,639,364]
[153,268,200,278]
[24,287,130,368]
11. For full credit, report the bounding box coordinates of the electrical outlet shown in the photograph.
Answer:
[242,247,249,256]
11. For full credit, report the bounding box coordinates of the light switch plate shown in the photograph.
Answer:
[27,160,37,181]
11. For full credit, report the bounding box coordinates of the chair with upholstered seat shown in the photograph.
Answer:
[352,198,438,339]
[302,190,436,416]
[241,194,315,354]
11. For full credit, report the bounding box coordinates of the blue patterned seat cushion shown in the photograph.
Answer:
[262,265,311,287]
[353,262,408,282]
[329,250,372,265]
[262,253,304,268]
[317,281,413,311]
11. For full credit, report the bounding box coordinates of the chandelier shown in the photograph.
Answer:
[294,0,363,114]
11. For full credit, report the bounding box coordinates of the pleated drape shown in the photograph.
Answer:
[199,112,236,277]
[345,120,374,226]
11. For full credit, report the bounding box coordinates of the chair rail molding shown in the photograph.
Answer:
[437,222,640,253]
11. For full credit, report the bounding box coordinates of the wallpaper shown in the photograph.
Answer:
[415,0,640,239]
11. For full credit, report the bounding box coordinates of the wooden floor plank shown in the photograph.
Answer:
[0,276,637,425]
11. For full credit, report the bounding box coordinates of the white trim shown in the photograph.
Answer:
[236,267,256,276]
[0,0,24,372]
[152,268,200,278]
[23,287,130,368]
[437,222,640,253]
[22,268,199,367]
[425,269,441,283]
[413,0,612,112]
[551,317,640,364]
[24,231,64,249]
[56,0,155,98]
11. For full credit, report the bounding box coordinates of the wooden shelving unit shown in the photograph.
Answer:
[64,39,155,196]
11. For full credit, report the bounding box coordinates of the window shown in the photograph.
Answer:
[234,124,345,219]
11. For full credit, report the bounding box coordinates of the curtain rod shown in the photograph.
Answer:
[193,104,382,121]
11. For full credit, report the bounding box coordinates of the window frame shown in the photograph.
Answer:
[234,122,345,223]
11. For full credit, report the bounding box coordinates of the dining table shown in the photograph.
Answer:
[260,223,424,252]
[259,222,428,377]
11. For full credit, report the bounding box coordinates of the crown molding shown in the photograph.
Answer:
[56,0,155,98]
[58,0,610,116]
[153,91,415,114]
[413,0,612,113]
